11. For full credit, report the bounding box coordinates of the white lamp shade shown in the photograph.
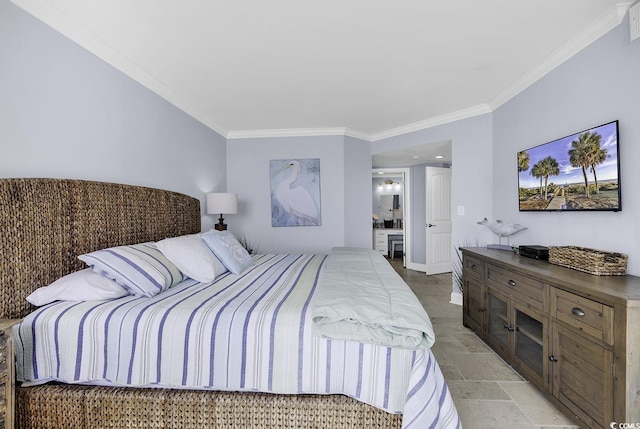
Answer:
[206,193,238,215]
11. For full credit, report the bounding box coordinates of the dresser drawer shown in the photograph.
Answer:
[463,255,484,282]
[487,264,545,311]
[373,232,387,252]
[375,236,388,244]
[552,288,613,345]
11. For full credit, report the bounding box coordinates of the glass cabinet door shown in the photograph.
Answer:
[487,291,509,350]
[514,306,544,382]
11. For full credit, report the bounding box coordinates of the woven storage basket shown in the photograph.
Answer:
[548,246,628,276]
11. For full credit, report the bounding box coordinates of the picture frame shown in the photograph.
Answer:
[270,158,322,227]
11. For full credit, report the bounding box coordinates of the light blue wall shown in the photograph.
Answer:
[2,0,639,277]
[226,135,371,254]
[372,114,495,270]
[0,0,227,231]
[492,9,640,275]
[344,136,373,248]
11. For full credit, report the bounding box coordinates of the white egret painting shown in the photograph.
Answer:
[270,159,321,227]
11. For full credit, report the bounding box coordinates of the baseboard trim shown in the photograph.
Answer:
[408,262,427,272]
[450,291,463,306]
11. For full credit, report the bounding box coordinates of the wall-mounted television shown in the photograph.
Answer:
[518,120,620,212]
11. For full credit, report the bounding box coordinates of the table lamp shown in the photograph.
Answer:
[206,193,238,231]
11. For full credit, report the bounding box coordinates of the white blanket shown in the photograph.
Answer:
[311,247,435,349]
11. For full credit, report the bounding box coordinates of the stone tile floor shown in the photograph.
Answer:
[388,258,581,429]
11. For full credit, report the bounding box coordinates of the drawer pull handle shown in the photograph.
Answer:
[571,307,585,317]
[476,308,485,312]
[471,264,477,270]
[507,279,517,287]
[548,355,558,362]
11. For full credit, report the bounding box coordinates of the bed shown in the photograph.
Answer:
[0,178,460,429]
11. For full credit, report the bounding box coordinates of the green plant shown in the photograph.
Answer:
[452,246,464,293]
[452,240,484,293]
[238,235,260,255]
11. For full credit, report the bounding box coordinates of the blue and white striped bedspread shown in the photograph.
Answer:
[14,253,460,429]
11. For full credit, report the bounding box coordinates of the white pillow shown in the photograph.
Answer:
[156,233,228,283]
[27,268,129,306]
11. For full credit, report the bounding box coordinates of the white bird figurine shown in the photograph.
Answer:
[477,218,526,238]
[275,160,319,225]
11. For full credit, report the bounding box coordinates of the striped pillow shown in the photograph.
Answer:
[78,243,184,297]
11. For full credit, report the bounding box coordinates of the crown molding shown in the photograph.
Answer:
[343,128,374,142]
[10,0,229,138]
[224,104,493,142]
[369,104,492,142]
[487,2,631,111]
[227,127,372,141]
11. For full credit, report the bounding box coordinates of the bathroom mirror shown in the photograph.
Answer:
[379,195,394,219]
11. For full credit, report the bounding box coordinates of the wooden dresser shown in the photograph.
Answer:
[461,247,640,429]
[0,320,20,429]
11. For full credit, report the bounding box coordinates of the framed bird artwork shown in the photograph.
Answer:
[270,158,322,227]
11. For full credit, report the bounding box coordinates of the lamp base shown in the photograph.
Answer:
[215,214,227,231]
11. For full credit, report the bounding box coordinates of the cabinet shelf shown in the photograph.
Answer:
[516,312,543,346]
[516,324,543,347]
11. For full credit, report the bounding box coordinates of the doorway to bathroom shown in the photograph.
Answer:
[372,168,410,267]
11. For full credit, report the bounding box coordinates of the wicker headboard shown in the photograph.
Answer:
[0,178,201,319]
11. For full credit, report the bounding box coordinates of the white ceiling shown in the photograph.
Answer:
[372,140,452,168]
[11,0,630,144]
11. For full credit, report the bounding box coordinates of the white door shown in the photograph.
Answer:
[425,166,452,274]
